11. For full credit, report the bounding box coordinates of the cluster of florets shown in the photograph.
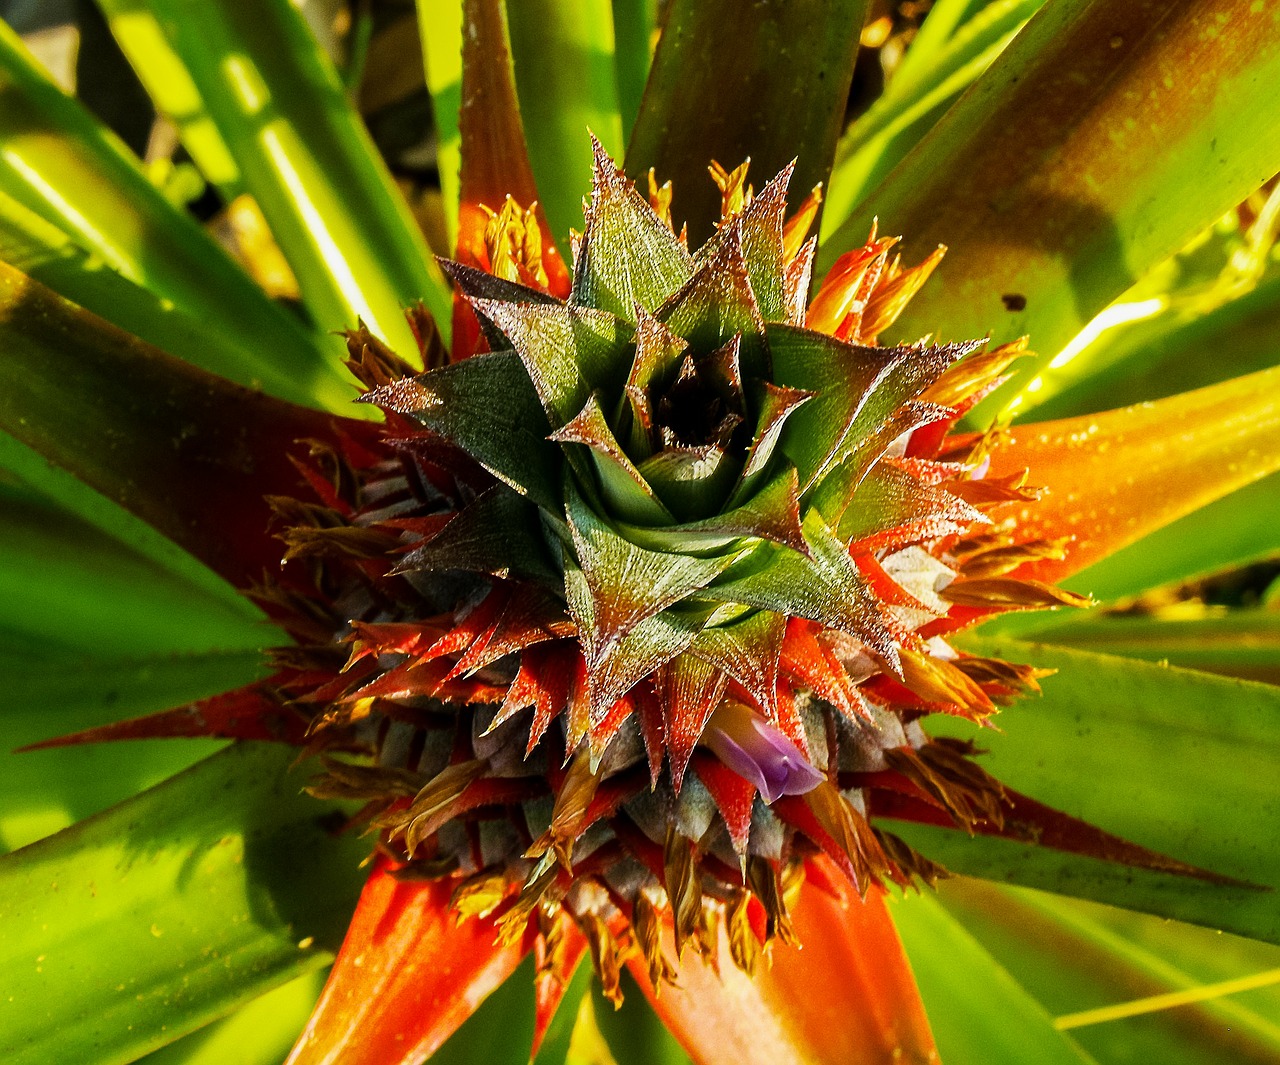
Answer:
[266,144,1081,998]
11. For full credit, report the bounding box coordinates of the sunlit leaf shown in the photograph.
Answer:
[891,889,1097,1064]
[1063,473,1280,603]
[611,0,658,135]
[137,970,325,1065]
[0,744,368,1065]
[989,364,1280,584]
[106,0,452,354]
[0,647,261,853]
[0,190,319,402]
[827,0,1280,415]
[823,0,1044,239]
[1015,263,1280,422]
[1032,608,1280,684]
[418,0,464,252]
[0,20,349,410]
[507,0,625,249]
[89,0,242,195]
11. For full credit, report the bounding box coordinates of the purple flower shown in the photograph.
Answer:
[702,702,825,804]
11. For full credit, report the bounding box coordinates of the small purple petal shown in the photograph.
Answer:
[702,703,824,804]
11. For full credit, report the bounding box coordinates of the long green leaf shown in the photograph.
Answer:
[418,0,464,252]
[507,0,625,249]
[0,20,349,410]
[625,0,870,244]
[1069,473,1280,604]
[824,0,1280,415]
[1034,609,1280,684]
[611,0,658,136]
[940,879,1280,1065]
[1016,264,1280,422]
[0,431,260,623]
[974,469,1280,641]
[139,970,325,1065]
[823,0,1044,240]
[890,890,1097,1064]
[0,743,368,1065]
[887,0,1001,95]
[0,189,327,407]
[85,1,242,196]
[101,0,452,355]
[0,647,261,853]
[593,972,693,1065]
[426,956,537,1065]
[0,491,272,658]
[915,637,1280,942]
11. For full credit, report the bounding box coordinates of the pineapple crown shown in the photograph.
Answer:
[363,140,999,789]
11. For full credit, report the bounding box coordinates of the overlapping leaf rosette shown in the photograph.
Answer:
[269,143,1090,994]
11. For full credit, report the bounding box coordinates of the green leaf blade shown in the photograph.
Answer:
[115,0,452,354]
[825,0,1280,416]
[919,637,1280,941]
[0,20,349,410]
[0,743,369,1065]
[891,891,1098,1065]
[625,0,870,245]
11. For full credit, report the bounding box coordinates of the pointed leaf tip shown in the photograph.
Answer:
[990,365,1280,584]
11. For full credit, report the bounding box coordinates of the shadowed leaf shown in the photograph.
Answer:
[0,262,364,588]
[625,0,870,244]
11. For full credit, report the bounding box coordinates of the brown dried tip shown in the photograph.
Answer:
[582,912,630,1009]
[633,891,678,989]
[874,829,950,890]
[954,537,1070,579]
[941,576,1093,610]
[746,855,797,946]
[378,759,488,856]
[953,655,1056,696]
[898,648,996,720]
[303,757,420,802]
[804,781,898,895]
[725,889,763,976]
[343,319,420,388]
[664,827,704,956]
[884,741,1007,830]
[530,748,603,868]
